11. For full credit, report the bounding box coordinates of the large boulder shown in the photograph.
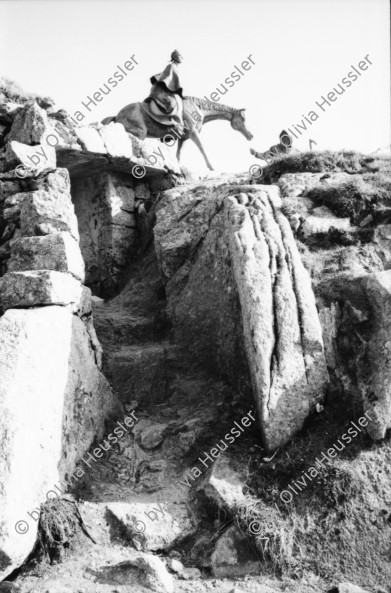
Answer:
[7,102,53,145]
[8,232,85,281]
[361,270,391,439]
[20,186,79,240]
[154,178,329,451]
[0,306,117,580]
[5,141,56,175]
[0,270,84,310]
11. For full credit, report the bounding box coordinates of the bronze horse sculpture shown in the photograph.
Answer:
[102,96,253,170]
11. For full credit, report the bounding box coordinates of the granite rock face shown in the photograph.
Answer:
[361,271,391,439]
[8,232,85,281]
[0,307,117,581]
[154,178,329,451]
[277,170,391,438]
[71,172,137,296]
[20,179,79,240]
[0,270,84,311]
[0,111,119,580]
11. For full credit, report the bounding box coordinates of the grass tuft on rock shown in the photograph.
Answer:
[261,150,390,184]
[230,407,391,587]
[37,499,82,564]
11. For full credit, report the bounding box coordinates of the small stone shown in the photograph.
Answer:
[360,214,374,227]
[91,295,104,306]
[166,557,184,573]
[125,400,139,413]
[130,553,174,593]
[334,584,371,593]
[0,583,20,592]
[99,123,133,158]
[211,525,261,578]
[75,126,106,154]
[180,567,202,580]
[140,423,167,449]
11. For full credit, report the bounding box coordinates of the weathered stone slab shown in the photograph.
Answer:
[226,188,328,450]
[99,122,133,158]
[5,141,56,175]
[301,207,351,238]
[154,179,329,451]
[0,270,83,310]
[79,498,195,553]
[20,187,79,241]
[8,101,52,145]
[75,126,106,154]
[7,102,52,145]
[106,500,194,551]
[8,232,85,281]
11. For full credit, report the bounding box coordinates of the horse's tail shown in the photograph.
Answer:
[101,116,116,125]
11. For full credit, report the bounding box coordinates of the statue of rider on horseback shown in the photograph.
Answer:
[107,49,253,170]
[141,50,185,137]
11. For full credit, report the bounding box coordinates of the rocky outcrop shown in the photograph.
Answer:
[154,177,329,450]
[277,170,391,437]
[361,271,391,439]
[0,306,117,579]
[0,157,119,578]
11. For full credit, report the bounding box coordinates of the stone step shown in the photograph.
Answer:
[105,342,179,406]
[93,306,156,347]
[78,488,195,553]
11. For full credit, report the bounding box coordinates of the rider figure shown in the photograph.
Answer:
[145,50,184,133]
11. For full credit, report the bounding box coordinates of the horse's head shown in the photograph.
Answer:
[231,109,253,141]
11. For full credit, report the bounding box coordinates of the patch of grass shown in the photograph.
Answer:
[229,407,391,587]
[37,499,82,564]
[302,227,375,250]
[306,176,391,223]
[234,493,301,573]
[262,150,374,183]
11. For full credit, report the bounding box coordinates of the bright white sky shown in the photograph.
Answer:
[0,0,390,174]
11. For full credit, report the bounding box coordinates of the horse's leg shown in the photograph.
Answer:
[190,132,214,170]
[176,138,185,162]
